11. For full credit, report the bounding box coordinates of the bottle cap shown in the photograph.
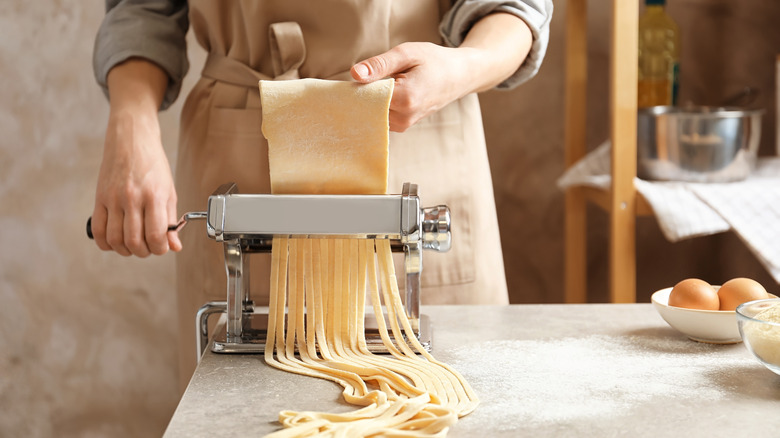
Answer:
[645,0,666,5]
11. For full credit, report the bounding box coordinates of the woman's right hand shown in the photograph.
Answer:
[90,58,182,257]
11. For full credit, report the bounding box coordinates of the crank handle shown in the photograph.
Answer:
[86,212,207,239]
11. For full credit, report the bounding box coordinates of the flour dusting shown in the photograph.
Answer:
[448,335,747,430]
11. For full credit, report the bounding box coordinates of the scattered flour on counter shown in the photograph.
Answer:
[448,335,747,431]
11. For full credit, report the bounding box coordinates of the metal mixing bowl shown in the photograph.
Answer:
[637,106,763,182]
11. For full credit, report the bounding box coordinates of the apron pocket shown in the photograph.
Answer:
[200,105,273,304]
[389,98,478,288]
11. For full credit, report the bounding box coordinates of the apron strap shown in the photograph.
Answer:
[202,53,271,88]
[269,22,306,80]
[201,22,306,88]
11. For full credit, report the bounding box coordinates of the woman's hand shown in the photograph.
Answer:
[352,42,471,132]
[351,12,532,132]
[91,59,181,257]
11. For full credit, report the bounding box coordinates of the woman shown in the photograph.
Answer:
[91,0,552,390]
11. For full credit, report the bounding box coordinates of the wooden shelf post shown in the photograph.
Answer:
[609,0,638,303]
[564,0,639,303]
[563,0,588,304]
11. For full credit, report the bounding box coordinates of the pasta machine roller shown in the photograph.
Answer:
[189,182,451,358]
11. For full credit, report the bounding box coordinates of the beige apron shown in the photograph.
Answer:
[175,0,508,390]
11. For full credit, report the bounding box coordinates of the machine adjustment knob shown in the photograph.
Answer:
[421,205,451,252]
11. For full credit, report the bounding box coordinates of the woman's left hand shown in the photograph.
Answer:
[351,42,473,132]
[350,12,533,133]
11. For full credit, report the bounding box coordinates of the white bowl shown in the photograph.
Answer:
[651,287,741,344]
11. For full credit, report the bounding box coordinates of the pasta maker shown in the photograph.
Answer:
[181,182,451,358]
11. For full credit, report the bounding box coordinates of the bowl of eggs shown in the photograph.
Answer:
[736,298,780,375]
[651,278,773,343]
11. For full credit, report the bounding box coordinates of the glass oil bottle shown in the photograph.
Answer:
[638,0,680,108]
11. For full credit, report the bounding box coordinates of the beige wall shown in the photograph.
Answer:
[0,0,777,436]
[0,2,195,436]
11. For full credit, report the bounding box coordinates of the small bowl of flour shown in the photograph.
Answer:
[736,298,780,375]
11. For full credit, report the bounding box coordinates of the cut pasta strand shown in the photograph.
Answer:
[265,237,477,437]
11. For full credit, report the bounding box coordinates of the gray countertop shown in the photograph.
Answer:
[164,304,780,437]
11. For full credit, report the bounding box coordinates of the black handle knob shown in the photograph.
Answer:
[86,217,94,239]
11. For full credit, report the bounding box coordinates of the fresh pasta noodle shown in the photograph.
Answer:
[264,237,477,437]
[259,78,477,437]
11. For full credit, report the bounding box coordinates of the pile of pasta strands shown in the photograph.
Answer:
[264,238,478,437]
[259,78,477,437]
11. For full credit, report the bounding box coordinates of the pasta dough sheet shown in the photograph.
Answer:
[259,78,393,195]
[259,79,476,437]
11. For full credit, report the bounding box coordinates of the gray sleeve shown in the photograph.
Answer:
[440,0,553,89]
[93,0,190,110]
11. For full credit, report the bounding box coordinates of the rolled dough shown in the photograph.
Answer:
[259,78,393,195]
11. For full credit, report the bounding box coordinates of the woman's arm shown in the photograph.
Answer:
[350,12,533,132]
[452,12,534,93]
[91,58,182,257]
[94,0,189,110]
[91,0,188,256]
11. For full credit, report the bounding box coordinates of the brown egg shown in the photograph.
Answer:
[717,278,768,311]
[668,278,719,310]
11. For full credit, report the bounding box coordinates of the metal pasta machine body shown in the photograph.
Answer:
[193,182,451,358]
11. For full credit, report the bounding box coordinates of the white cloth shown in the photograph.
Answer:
[557,141,780,283]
